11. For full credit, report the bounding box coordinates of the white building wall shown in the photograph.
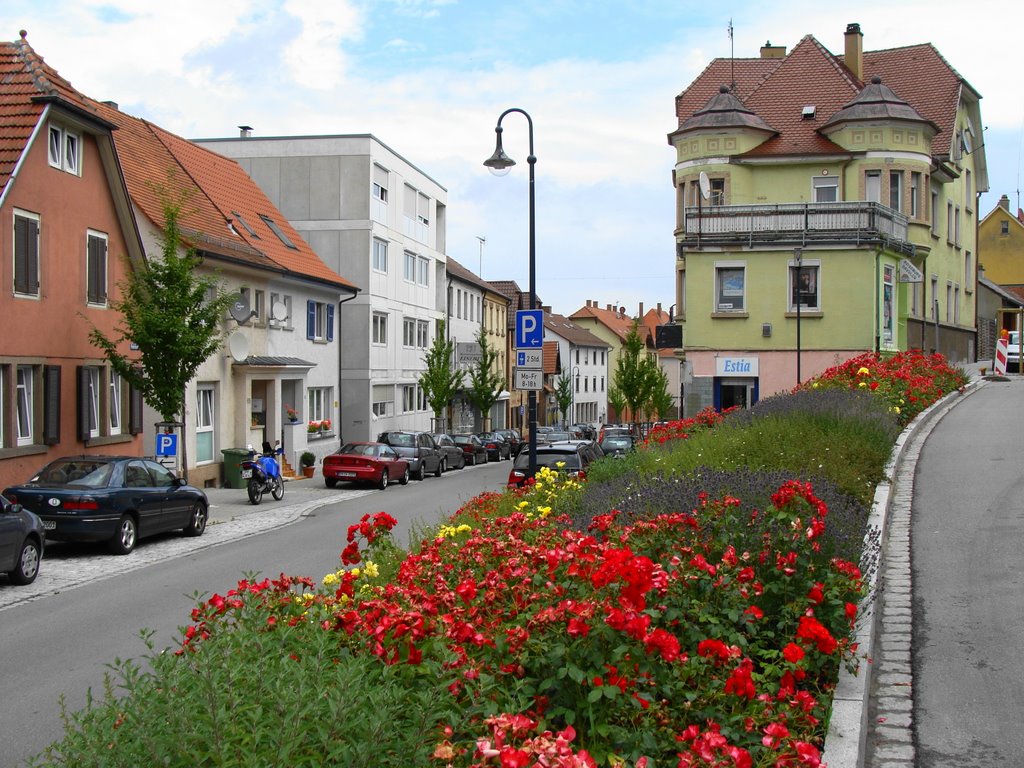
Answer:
[196,134,448,442]
[541,329,608,429]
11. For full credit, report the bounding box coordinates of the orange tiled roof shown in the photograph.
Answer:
[542,341,559,375]
[674,57,779,127]
[89,100,357,291]
[674,33,973,161]
[569,304,653,346]
[0,31,110,199]
[739,36,856,157]
[544,312,608,349]
[858,44,969,158]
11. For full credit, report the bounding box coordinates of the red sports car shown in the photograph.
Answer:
[322,443,410,490]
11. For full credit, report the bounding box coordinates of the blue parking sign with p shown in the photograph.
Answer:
[515,309,543,349]
[156,433,178,457]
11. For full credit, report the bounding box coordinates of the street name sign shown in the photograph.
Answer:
[514,368,543,390]
[516,349,543,369]
[515,309,543,349]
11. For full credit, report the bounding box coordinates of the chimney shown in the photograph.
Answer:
[639,302,644,318]
[657,302,662,315]
[999,194,1011,211]
[760,40,786,58]
[606,303,613,311]
[102,100,119,110]
[844,23,863,82]
[239,125,253,138]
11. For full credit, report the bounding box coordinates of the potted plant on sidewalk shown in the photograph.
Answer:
[300,451,316,479]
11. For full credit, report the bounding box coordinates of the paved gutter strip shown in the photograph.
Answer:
[822,379,984,767]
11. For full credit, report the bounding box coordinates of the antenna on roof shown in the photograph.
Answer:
[728,18,735,91]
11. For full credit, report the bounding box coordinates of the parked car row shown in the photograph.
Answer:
[320,429,523,491]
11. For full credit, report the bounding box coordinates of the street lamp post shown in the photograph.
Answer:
[484,107,537,478]
[794,248,802,386]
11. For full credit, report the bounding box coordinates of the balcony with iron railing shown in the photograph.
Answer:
[680,201,915,256]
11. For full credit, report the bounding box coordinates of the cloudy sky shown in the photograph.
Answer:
[8,0,1021,316]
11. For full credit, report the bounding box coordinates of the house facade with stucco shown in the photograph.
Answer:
[670,23,987,413]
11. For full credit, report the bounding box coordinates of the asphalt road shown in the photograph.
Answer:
[0,459,512,768]
[912,379,1024,766]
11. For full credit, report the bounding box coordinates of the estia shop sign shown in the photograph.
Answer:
[715,356,759,376]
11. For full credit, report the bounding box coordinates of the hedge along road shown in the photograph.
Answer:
[0,460,512,768]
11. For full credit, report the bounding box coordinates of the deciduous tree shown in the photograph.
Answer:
[418,319,464,431]
[466,327,506,431]
[88,197,234,477]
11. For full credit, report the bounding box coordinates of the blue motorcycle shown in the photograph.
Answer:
[242,442,285,505]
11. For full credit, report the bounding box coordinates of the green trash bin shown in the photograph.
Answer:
[221,448,252,489]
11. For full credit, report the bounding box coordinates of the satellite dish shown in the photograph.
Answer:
[271,301,288,322]
[227,332,250,362]
[229,293,253,323]
[698,171,711,201]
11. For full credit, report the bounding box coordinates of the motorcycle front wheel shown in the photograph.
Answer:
[247,477,264,505]
[271,475,284,500]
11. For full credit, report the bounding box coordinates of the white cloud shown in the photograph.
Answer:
[281,0,363,90]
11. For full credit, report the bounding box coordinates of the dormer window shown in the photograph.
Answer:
[48,124,81,175]
[801,105,816,120]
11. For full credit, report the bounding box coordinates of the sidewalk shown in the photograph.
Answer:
[0,471,364,613]
[202,472,337,524]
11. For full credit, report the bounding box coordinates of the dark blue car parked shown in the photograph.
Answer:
[4,456,208,555]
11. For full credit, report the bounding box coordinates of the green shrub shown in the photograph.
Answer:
[32,585,458,768]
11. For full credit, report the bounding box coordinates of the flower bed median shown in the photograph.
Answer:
[33,351,967,768]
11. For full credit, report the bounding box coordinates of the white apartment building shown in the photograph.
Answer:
[543,313,610,427]
[197,133,447,442]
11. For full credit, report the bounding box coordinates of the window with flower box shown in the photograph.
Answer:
[307,387,333,428]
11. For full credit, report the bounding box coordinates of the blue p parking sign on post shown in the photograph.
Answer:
[156,433,178,457]
[515,309,543,349]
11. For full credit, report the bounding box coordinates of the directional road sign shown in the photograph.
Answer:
[515,309,544,349]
